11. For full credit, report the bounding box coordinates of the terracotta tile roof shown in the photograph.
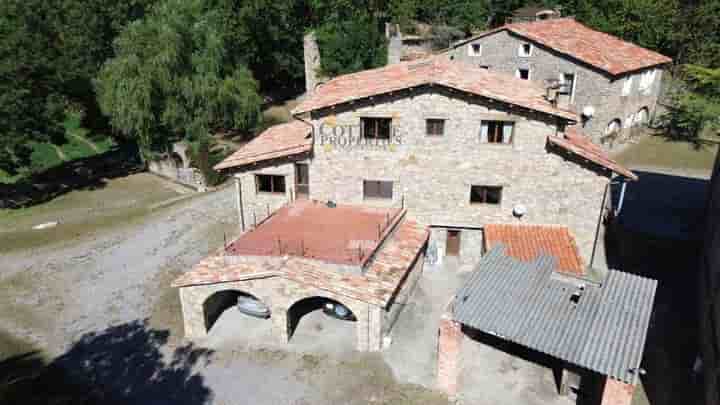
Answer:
[548,128,638,180]
[292,57,578,121]
[172,205,429,307]
[484,224,584,275]
[454,18,671,76]
[214,121,312,170]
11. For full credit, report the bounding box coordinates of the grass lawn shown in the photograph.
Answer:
[0,173,182,253]
[613,132,719,175]
[0,112,116,184]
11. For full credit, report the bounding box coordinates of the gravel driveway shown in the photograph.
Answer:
[0,174,447,405]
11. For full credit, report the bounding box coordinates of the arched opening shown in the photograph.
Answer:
[203,290,270,333]
[286,296,356,348]
[170,152,184,169]
[637,107,649,126]
[605,119,621,135]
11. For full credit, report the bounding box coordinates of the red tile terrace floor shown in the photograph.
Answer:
[225,200,404,266]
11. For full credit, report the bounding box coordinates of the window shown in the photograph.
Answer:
[519,43,533,57]
[468,43,482,56]
[480,121,514,144]
[470,185,502,204]
[256,174,286,194]
[479,65,490,70]
[516,68,530,80]
[561,73,575,101]
[426,119,445,136]
[622,76,633,96]
[363,180,393,200]
[361,117,392,139]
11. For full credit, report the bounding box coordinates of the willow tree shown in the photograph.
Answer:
[95,0,262,158]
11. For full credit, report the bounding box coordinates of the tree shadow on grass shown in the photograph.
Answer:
[0,319,214,405]
[0,143,143,209]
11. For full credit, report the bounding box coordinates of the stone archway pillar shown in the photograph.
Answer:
[179,286,209,339]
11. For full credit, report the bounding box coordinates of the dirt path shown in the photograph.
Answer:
[68,132,100,153]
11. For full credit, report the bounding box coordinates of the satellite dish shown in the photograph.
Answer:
[513,204,527,218]
[582,106,595,118]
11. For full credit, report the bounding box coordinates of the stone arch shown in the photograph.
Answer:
[286,295,357,341]
[202,289,269,333]
[170,152,183,169]
[605,119,621,135]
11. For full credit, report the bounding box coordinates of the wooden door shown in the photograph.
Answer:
[446,230,461,256]
[295,163,309,199]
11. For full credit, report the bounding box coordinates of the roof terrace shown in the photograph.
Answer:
[224,200,404,268]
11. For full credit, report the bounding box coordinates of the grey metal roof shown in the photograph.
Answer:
[453,245,657,385]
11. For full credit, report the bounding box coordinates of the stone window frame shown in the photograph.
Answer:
[560,72,577,104]
[363,179,394,200]
[426,118,446,136]
[360,116,393,140]
[518,42,533,57]
[478,113,518,146]
[469,185,503,205]
[468,43,482,57]
[255,174,286,194]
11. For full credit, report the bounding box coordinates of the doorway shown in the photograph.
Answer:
[295,163,309,199]
[446,229,461,256]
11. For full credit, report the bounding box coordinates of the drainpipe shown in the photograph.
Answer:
[235,176,245,232]
[589,181,609,269]
[615,181,628,217]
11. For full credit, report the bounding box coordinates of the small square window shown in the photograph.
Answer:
[256,174,286,194]
[426,119,445,136]
[363,180,393,200]
[361,117,392,139]
[469,43,482,56]
[517,68,530,80]
[470,185,502,205]
[519,43,533,57]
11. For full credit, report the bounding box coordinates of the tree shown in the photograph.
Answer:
[219,0,309,92]
[658,65,720,140]
[0,0,154,174]
[95,0,262,157]
[315,14,388,77]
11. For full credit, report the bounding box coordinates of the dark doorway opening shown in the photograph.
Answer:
[295,163,309,199]
[446,229,461,256]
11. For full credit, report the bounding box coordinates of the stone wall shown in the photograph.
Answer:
[234,159,304,230]
[302,86,609,264]
[179,275,384,351]
[304,32,322,95]
[428,227,485,267]
[445,30,665,145]
[383,253,425,337]
[700,150,720,405]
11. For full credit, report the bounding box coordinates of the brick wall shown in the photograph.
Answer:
[600,378,636,405]
[437,305,462,397]
[446,30,665,145]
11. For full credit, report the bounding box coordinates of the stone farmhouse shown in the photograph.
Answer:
[444,18,672,144]
[215,57,636,269]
